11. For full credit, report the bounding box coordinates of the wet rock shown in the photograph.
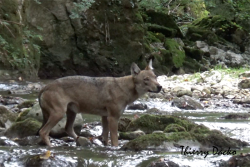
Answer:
[13,136,41,146]
[127,103,147,110]
[0,136,19,146]
[76,136,91,147]
[80,122,102,137]
[5,118,42,138]
[219,154,250,167]
[0,106,17,128]
[238,79,250,89]
[149,159,180,167]
[0,96,24,105]
[172,95,204,110]
[222,113,250,120]
[17,100,36,110]
[16,103,83,138]
[146,108,161,114]
[233,98,250,104]
[118,117,132,132]
[8,89,32,94]
[25,152,81,167]
[119,130,145,140]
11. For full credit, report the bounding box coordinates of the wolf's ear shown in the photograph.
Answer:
[145,59,153,70]
[131,62,141,76]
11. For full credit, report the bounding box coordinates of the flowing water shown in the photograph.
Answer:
[0,81,250,167]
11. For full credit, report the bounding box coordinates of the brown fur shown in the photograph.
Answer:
[38,61,162,147]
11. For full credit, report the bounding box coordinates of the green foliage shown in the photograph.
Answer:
[214,65,250,78]
[70,0,95,19]
[33,0,41,4]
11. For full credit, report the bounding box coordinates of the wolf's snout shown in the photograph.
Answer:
[157,85,162,92]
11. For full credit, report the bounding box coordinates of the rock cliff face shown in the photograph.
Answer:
[1,0,250,79]
[26,0,146,78]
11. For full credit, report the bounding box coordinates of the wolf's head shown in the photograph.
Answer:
[131,59,162,96]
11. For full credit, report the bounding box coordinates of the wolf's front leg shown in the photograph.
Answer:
[108,115,119,146]
[101,116,109,146]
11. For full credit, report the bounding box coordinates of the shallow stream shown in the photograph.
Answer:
[0,81,250,167]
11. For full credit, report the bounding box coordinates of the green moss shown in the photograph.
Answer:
[122,133,167,151]
[16,109,30,122]
[146,31,161,43]
[154,33,165,42]
[17,100,36,109]
[186,15,245,45]
[166,132,194,142]
[164,124,186,133]
[147,24,177,38]
[145,10,183,38]
[126,114,194,133]
[164,38,185,68]
[5,117,42,138]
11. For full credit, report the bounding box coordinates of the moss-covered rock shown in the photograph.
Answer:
[122,114,249,151]
[186,15,248,48]
[126,114,194,133]
[119,130,145,140]
[144,11,183,38]
[164,124,186,133]
[122,133,167,151]
[164,38,185,68]
[17,100,36,110]
[5,118,42,138]
[0,106,17,128]
[183,46,204,61]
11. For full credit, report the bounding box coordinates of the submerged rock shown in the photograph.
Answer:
[25,151,81,167]
[148,158,180,167]
[0,136,19,146]
[222,113,250,120]
[219,154,250,167]
[127,103,147,110]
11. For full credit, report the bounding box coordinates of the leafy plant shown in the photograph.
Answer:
[70,0,95,19]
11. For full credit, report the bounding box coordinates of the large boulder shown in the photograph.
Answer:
[0,106,17,128]
[16,103,83,138]
[5,118,42,138]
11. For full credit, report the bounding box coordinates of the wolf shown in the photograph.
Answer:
[38,60,162,147]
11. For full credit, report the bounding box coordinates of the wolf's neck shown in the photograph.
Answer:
[115,75,140,104]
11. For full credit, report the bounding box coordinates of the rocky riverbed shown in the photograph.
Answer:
[0,69,250,167]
